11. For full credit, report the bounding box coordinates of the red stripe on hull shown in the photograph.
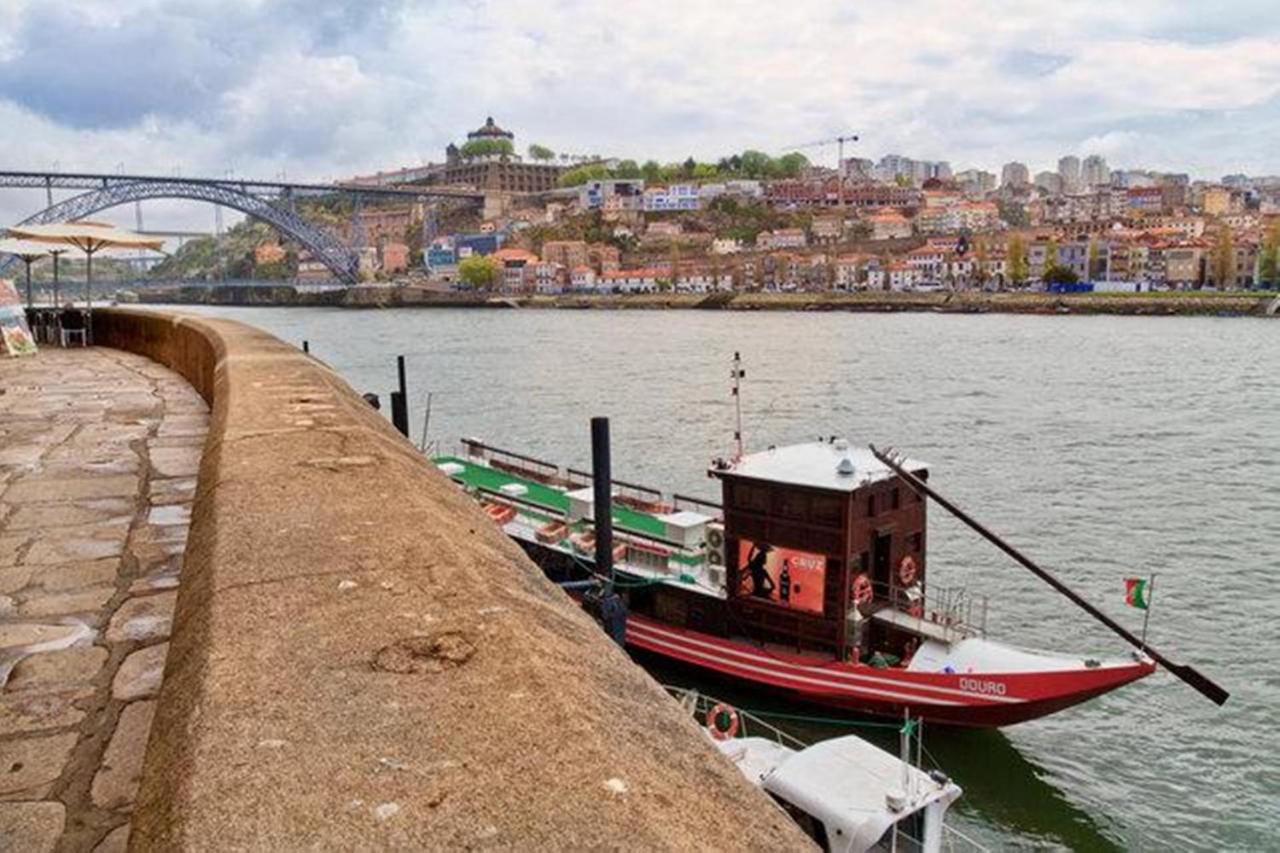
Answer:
[625,614,1153,727]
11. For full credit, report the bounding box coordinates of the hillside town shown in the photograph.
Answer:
[271,117,1280,294]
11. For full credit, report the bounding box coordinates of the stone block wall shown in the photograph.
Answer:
[90,309,807,849]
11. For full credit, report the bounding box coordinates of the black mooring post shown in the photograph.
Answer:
[390,354,409,437]
[591,416,614,586]
[302,340,309,354]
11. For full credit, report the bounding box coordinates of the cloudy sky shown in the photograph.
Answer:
[2,0,1279,232]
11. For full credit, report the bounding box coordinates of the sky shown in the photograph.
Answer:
[2,0,1280,234]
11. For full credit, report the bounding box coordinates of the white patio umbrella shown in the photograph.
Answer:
[7,222,163,339]
[0,238,51,309]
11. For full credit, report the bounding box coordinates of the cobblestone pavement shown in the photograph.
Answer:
[0,347,207,852]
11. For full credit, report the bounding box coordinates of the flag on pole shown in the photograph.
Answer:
[1124,577,1150,610]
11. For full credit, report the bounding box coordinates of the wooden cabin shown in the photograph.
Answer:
[709,440,929,661]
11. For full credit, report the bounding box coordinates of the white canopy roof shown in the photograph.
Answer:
[714,440,926,493]
[762,734,961,850]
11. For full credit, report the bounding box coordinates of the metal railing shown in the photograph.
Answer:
[665,685,989,853]
[878,579,988,638]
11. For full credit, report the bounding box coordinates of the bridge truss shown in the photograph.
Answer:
[0,171,484,284]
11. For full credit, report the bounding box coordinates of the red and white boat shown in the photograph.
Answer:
[436,436,1156,727]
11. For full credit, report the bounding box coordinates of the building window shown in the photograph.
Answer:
[891,488,900,510]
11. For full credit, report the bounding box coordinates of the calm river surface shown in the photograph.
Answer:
[173,305,1277,850]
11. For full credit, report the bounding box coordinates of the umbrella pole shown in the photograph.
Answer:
[24,259,32,310]
[53,253,60,307]
[85,249,94,345]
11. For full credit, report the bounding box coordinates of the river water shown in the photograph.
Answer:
[170,305,1277,850]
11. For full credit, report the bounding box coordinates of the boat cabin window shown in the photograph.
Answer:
[768,794,830,851]
[870,809,925,852]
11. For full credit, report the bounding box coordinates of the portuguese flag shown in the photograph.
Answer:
[1124,577,1150,610]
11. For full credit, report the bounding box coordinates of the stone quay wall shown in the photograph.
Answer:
[90,309,807,849]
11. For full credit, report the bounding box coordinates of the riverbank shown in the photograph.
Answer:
[131,284,1280,316]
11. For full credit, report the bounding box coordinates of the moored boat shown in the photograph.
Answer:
[666,686,983,852]
[434,436,1155,727]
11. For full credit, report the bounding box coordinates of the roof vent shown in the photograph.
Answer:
[833,438,849,452]
[836,455,856,477]
[885,789,907,812]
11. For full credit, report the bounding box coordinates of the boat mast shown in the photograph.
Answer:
[731,352,745,461]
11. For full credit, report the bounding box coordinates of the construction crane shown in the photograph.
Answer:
[782,134,859,208]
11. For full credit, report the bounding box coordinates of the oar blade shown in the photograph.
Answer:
[1167,663,1230,706]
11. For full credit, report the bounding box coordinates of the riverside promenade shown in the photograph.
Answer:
[0,312,807,850]
[1,347,206,850]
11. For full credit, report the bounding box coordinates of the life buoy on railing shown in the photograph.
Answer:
[908,600,924,619]
[706,703,740,740]
[851,573,874,607]
[898,555,919,587]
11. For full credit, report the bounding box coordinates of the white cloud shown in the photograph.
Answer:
[3,0,1280,233]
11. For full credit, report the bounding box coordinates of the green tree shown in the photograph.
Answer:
[775,152,810,178]
[739,150,772,178]
[460,138,514,158]
[1210,227,1235,288]
[974,237,990,284]
[1258,222,1280,288]
[614,159,641,179]
[682,156,697,178]
[557,164,611,187]
[1007,235,1028,286]
[458,254,500,290]
[527,143,555,161]
[692,162,719,180]
[640,160,663,182]
[1042,238,1060,280]
[1043,265,1079,285]
[1087,238,1101,280]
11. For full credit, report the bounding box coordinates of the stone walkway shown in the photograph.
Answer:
[0,347,207,852]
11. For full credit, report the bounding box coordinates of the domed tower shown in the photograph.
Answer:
[467,116,515,142]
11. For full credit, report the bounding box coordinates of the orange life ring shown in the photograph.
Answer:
[851,573,874,606]
[908,600,924,619]
[898,555,919,587]
[706,703,739,740]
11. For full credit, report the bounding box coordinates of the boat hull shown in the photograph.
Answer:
[626,614,1155,727]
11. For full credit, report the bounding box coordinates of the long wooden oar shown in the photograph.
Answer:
[870,445,1229,707]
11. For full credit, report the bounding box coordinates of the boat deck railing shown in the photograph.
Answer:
[664,685,990,853]
[664,685,810,751]
[879,580,988,639]
[448,438,722,521]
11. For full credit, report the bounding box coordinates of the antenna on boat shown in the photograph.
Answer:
[870,444,1230,707]
[731,352,745,461]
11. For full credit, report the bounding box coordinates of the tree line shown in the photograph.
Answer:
[557,150,811,188]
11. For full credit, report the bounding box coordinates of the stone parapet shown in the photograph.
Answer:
[90,309,805,849]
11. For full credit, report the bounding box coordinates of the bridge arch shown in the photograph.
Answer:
[1,180,358,283]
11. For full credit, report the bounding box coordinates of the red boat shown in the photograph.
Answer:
[436,436,1157,727]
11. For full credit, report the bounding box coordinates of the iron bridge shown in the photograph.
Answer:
[0,170,485,284]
